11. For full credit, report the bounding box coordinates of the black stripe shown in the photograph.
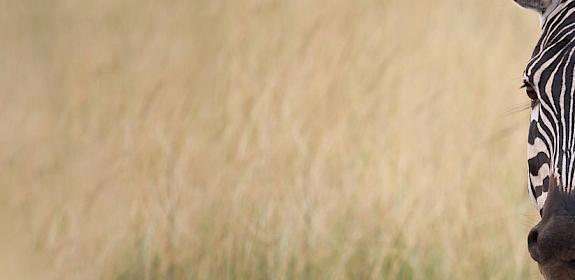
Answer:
[529,152,551,176]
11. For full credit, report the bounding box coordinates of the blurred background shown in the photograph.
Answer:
[0,0,545,279]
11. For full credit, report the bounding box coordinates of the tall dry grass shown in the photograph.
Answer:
[0,0,544,279]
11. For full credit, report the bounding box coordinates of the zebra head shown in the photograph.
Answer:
[516,0,575,278]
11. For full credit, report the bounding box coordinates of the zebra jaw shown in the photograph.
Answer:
[514,0,555,13]
[514,0,562,25]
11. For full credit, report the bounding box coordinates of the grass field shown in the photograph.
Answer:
[0,0,545,279]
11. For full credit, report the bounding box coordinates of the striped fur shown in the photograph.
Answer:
[525,0,575,211]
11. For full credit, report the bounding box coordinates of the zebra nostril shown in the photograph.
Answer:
[528,227,542,262]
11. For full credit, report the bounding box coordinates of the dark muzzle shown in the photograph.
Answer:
[529,178,575,279]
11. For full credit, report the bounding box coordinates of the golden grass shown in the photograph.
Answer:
[0,0,546,279]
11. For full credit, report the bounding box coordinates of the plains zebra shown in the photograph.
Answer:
[515,0,575,278]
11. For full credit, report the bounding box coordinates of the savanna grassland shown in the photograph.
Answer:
[0,0,545,279]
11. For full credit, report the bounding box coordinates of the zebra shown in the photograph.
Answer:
[515,0,575,278]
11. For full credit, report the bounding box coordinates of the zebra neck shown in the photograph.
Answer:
[542,0,571,27]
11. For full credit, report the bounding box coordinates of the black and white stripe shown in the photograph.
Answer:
[525,0,575,211]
